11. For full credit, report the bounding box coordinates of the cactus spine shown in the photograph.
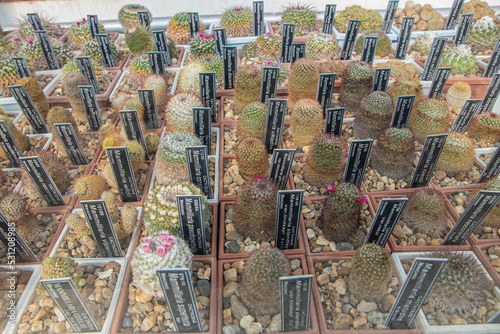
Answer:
[436,131,475,176]
[408,98,451,144]
[236,137,269,181]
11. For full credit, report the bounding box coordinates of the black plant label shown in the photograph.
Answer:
[264,98,287,153]
[385,258,447,329]
[11,57,31,78]
[478,147,500,183]
[280,275,313,331]
[253,1,265,36]
[445,0,465,30]
[137,11,150,30]
[54,123,88,165]
[106,147,140,202]
[157,269,203,332]
[365,198,408,246]
[324,108,344,137]
[450,99,482,133]
[193,107,212,155]
[322,4,337,34]
[291,43,306,65]
[454,13,472,46]
[316,73,336,115]
[177,195,206,255]
[280,23,295,63]
[19,156,66,206]
[343,139,373,188]
[382,0,399,33]
[269,149,295,190]
[223,46,237,89]
[96,34,116,68]
[138,89,160,129]
[361,36,378,64]
[119,110,150,160]
[372,68,391,92]
[199,72,216,122]
[186,146,212,199]
[488,310,500,324]
[428,67,452,99]
[34,30,59,70]
[148,51,165,76]
[213,28,227,58]
[78,86,102,131]
[260,67,280,103]
[478,73,500,113]
[87,15,100,39]
[410,134,448,188]
[340,20,361,60]
[0,120,23,167]
[153,31,172,66]
[76,56,99,94]
[8,85,49,133]
[391,95,415,128]
[0,211,38,262]
[27,13,44,31]
[395,17,414,60]
[188,12,200,38]
[41,278,100,332]
[80,200,123,257]
[421,37,447,81]
[484,39,500,78]
[275,190,303,250]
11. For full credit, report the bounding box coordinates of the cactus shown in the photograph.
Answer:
[16,213,44,245]
[39,256,82,293]
[440,45,478,77]
[436,131,475,176]
[131,232,192,298]
[62,59,101,79]
[468,112,500,143]
[20,40,73,70]
[281,3,318,36]
[461,0,500,23]
[354,31,393,58]
[201,55,224,83]
[62,72,91,123]
[233,178,279,242]
[221,6,254,37]
[0,115,29,161]
[19,39,42,65]
[69,19,104,48]
[178,61,207,95]
[121,203,138,235]
[303,134,348,188]
[290,99,324,147]
[241,41,258,59]
[240,247,291,316]
[167,12,206,44]
[124,140,146,172]
[129,55,152,84]
[142,74,168,110]
[46,106,82,154]
[164,93,203,133]
[17,12,58,40]
[0,194,26,222]
[155,132,202,184]
[412,33,438,56]
[446,82,471,110]
[319,182,363,242]
[234,65,263,113]
[145,133,159,155]
[255,33,282,61]
[189,34,216,57]
[143,182,208,235]
[401,188,448,238]
[375,59,420,80]
[82,40,116,66]
[125,26,154,56]
[0,60,18,90]
[288,58,319,107]
[466,16,500,54]
[371,127,416,180]
[334,5,383,33]
[349,244,392,302]
[118,4,152,30]
[237,102,268,141]
[305,33,341,61]
[339,61,374,113]
[236,137,269,181]
[100,190,120,223]
[408,98,451,144]
[51,42,74,67]
[66,213,91,238]
[74,175,109,200]
[16,77,50,120]
[472,178,500,230]
[353,91,393,139]
[387,75,424,106]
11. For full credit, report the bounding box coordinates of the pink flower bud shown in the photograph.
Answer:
[142,243,151,253]
[199,33,204,37]
[256,175,263,180]
[267,61,272,65]
[0,64,3,68]
[356,197,367,204]
[82,18,86,23]
[13,39,17,43]
[163,244,171,252]
[211,33,214,38]
[266,32,270,36]
[77,21,81,27]
[205,35,210,40]
[167,236,175,245]
[159,231,169,242]
[157,246,166,257]
[296,7,299,10]
[143,236,153,246]
[237,8,241,12]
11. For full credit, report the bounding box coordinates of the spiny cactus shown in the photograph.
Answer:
[62,59,101,79]
[440,45,478,77]
[0,60,18,90]
[145,132,160,155]
[125,26,154,56]
[446,82,471,110]
[466,16,500,54]
[288,58,319,107]
[339,61,374,113]
[155,132,202,184]
[290,99,324,147]
[143,182,208,236]
[237,102,268,141]
[17,12,58,40]
[375,59,420,79]
[82,40,117,66]
[436,131,475,176]
[387,75,424,106]
[221,6,254,37]
[164,93,203,133]
[412,33,438,56]
[16,77,50,120]
[241,41,258,59]
[0,194,26,222]
[281,3,318,36]
[349,244,392,302]
[62,72,91,123]
[236,137,269,181]
[131,232,192,298]
[255,33,282,61]
[303,134,348,188]
[142,74,168,110]
[319,182,364,242]
[353,91,393,139]
[305,33,341,61]
[118,4,152,30]
[0,115,29,161]
[354,31,393,58]
[74,175,109,200]
[240,247,291,316]
[401,188,448,238]
[121,203,138,235]
[371,127,416,180]
[468,112,500,143]
[201,55,224,83]
[334,5,383,33]
[66,213,91,238]
[189,34,216,57]
[167,12,206,44]
[234,65,263,113]
[129,55,152,84]
[69,19,104,48]
[408,98,451,144]
[101,190,120,223]
[124,139,146,172]
[461,0,500,24]
[16,213,44,245]
[178,61,207,95]
[46,106,82,154]
[39,256,82,293]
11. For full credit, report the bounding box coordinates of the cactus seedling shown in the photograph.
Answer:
[236,137,269,181]
[352,91,393,139]
[290,99,324,147]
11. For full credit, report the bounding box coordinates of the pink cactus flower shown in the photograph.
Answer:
[327,184,336,193]
[142,243,151,253]
[28,39,33,45]
[159,231,169,242]
[356,197,367,204]
[167,236,175,245]
[237,8,241,12]
[157,246,166,257]
[256,175,263,180]
[143,236,153,246]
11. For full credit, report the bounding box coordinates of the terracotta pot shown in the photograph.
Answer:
[473,243,500,287]
[217,254,320,334]
[307,253,422,333]
[125,47,186,70]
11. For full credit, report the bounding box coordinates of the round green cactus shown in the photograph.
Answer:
[142,74,168,109]
[408,98,451,144]
[234,65,263,113]
[354,31,393,58]
[39,256,82,294]
[237,102,268,141]
[201,55,224,83]
[339,61,374,113]
[305,33,341,61]
[387,75,424,106]
[145,133,160,155]
[164,93,204,133]
[69,19,104,48]
[0,194,26,222]
[288,58,319,107]
[334,5,383,33]
[468,112,500,143]
[125,26,154,56]
[236,137,269,181]
[129,55,152,83]
[0,60,19,90]
[118,4,152,30]
[101,190,120,223]
[436,131,475,176]
[221,6,254,37]
[440,45,478,77]
[66,213,91,238]
[241,41,257,59]
[82,40,117,66]
[353,91,393,139]
[189,34,216,57]
[74,175,109,200]
[290,98,324,147]
[167,12,206,44]
[255,33,282,61]
[281,3,318,36]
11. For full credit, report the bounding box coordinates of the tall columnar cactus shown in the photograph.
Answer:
[240,247,291,316]
[234,65,263,113]
[427,251,488,315]
[74,175,109,200]
[305,33,341,61]
[288,58,319,107]
[371,127,416,180]
[387,75,424,106]
[349,244,392,302]
[236,137,269,180]
[401,188,448,238]
[255,34,282,61]
[62,72,91,123]
[334,5,383,33]
[354,31,393,57]
[408,98,451,144]
[118,4,152,30]
[468,112,500,143]
[155,132,202,184]
[436,131,475,176]
[339,61,374,113]
[164,93,203,133]
[446,82,471,110]
[125,26,154,56]
[0,194,26,222]
[466,16,500,54]
[353,91,393,139]
[129,56,152,83]
[221,6,254,37]
[237,102,268,141]
[46,106,82,154]
[125,140,146,172]
[303,134,348,187]
[189,34,216,57]
[131,232,193,298]
[66,213,91,238]
[319,182,363,242]
[142,74,168,109]
[412,33,438,56]
[178,61,208,95]
[167,12,206,44]
[440,45,478,77]
[143,182,208,235]
[0,115,29,161]
[281,3,318,36]
[290,99,324,147]
[121,203,138,235]
[16,77,50,120]
[234,178,279,242]
[69,19,104,48]
[39,256,82,293]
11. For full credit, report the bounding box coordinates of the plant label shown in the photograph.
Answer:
[11,57,31,78]
[0,211,38,262]
[87,15,100,38]
[34,30,59,70]
[291,42,306,65]
[269,149,295,190]
[76,56,100,93]
[325,108,344,136]
[54,123,88,165]
[361,36,378,64]
[253,1,265,36]
[275,190,303,250]
[138,89,160,129]
[96,34,116,68]
[264,98,287,153]
[477,147,500,183]
[153,31,172,66]
[280,23,295,63]
[478,73,500,113]
[8,85,49,133]
[488,310,500,324]
[78,85,102,131]
[445,0,465,30]
[451,99,482,133]
[410,134,447,188]
[177,195,206,255]
[148,51,165,76]
[186,146,212,198]
[484,39,500,78]
[316,73,336,115]
[428,67,452,99]
[391,95,415,128]
[260,67,280,103]
[193,107,212,155]
[382,0,399,33]
[188,12,200,38]
[119,110,150,160]
[454,13,472,46]
[395,17,414,60]
[0,120,23,167]
[200,72,217,122]
[322,4,337,34]
[106,147,140,202]
[137,11,150,30]
[421,37,447,81]
[27,13,44,30]
[223,46,237,89]
[280,275,313,331]
[340,20,361,60]
[372,68,391,92]
[365,198,408,246]
[213,28,227,58]
[343,139,373,188]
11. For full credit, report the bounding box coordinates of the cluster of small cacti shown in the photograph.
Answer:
[288,58,319,107]
[221,6,254,37]
[281,4,318,36]
[437,132,475,176]
[164,92,203,133]
[468,112,500,143]
[167,12,206,44]
[353,91,393,139]
[290,99,324,147]
[408,98,451,144]
[461,0,500,23]
[334,5,382,33]
[339,61,374,113]
[446,82,472,110]
[189,34,216,57]
[395,3,445,31]
[440,45,479,77]
[305,33,341,61]
[19,39,73,69]
[234,65,262,112]
[118,4,152,30]
[354,31,393,58]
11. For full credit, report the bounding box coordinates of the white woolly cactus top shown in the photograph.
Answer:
[131,232,193,298]
[416,32,438,45]
[472,16,496,30]
[446,44,474,58]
